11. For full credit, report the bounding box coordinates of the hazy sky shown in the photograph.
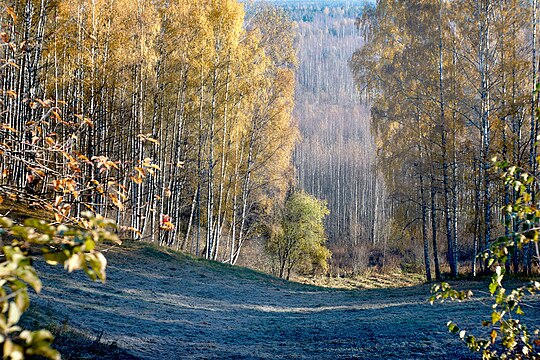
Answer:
[248,0,372,3]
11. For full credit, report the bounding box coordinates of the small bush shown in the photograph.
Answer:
[267,191,331,280]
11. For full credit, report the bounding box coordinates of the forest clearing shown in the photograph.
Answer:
[29,242,532,360]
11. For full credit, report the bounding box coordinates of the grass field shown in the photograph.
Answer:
[24,242,540,359]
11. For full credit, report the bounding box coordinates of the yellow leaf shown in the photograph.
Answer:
[51,110,62,122]
[6,7,17,21]
[0,123,17,132]
[134,167,145,176]
[54,196,63,207]
[34,169,45,177]
[490,330,497,344]
[106,161,119,170]
[109,194,123,210]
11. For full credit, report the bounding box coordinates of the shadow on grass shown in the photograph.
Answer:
[22,306,140,360]
[28,241,533,360]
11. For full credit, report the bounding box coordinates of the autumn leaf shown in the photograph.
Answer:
[490,330,497,344]
[0,123,17,132]
[35,98,52,107]
[137,133,160,145]
[0,32,9,43]
[54,196,63,208]
[6,7,17,21]
[134,167,145,177]
[109,193,123,210]
[51,110,63,122]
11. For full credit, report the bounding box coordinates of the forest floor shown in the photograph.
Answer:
[24,242,540,360]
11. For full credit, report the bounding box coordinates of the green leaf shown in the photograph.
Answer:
[489,281,498,295]
[7,302,21,326]
[0,217,13,228]
[86,252,107,282]
[20,330,59,360]
[0,314,8,332]
[4,337,24,360]
[43,252,68,266]
[29,345,60,360]
[18,267,42,293]
[85,238,96,251]
[13,289,29,313]
[448,322,460,334]
[491,311,501,325]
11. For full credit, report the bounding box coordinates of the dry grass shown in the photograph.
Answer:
[294,270,426,290]
[0,196,53,221]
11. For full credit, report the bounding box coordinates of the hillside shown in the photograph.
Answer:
[24,243,538,359]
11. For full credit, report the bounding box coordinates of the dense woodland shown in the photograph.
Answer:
[0,0,300,268]
[351,0,540,279]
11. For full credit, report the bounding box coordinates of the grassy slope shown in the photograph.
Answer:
[22,241,540,359]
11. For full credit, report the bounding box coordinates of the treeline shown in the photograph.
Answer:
[279,1,368,22]
[291,3,389,273]
[351,0,540,279]
[0,0,297,264]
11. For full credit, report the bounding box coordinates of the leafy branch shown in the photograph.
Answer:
[0,211,119,359]
[430,160,540,359]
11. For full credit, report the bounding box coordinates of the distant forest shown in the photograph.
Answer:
[281,1,389,274]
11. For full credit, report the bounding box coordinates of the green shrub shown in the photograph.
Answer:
[267,190,331,280]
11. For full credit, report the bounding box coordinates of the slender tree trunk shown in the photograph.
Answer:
[430,174,441,280]
[439,1,457,277]
[420,168,431,282]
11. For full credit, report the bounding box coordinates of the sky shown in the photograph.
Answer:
[244,0,372,4]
